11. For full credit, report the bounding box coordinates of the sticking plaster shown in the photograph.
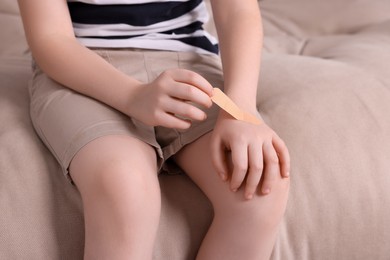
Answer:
[211,88,261,125]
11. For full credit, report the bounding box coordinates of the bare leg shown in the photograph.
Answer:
[174,132,290,260]
[69,135,161,260]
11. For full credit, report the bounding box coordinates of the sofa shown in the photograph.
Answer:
[1,0,390,259]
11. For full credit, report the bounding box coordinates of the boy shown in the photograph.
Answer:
[18,0,290,259]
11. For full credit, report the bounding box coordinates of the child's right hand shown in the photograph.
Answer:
[126,69,214,129]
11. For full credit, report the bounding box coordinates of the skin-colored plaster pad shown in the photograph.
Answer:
[211,88,261,125]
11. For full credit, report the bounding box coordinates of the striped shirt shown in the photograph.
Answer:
[67,0,219,54]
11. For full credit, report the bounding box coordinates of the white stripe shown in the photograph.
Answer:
[78,37,216,55]
[135,30,217,44]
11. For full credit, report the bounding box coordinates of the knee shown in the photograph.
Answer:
[73,157,161,210]
[213,177,290,230]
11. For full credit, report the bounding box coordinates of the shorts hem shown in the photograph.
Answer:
[59,121,163,181]
[161,121,215,175]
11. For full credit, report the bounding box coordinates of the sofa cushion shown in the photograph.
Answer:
[257,1,390,258]
[0,14,29,59]
[0,0,19,15]
[260,0,390,54]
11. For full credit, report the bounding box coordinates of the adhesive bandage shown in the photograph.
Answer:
[211,88,261,125]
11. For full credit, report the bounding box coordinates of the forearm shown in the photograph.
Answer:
[211,0,263,112]
[31,35,140,115]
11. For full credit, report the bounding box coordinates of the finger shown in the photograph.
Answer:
[272,135,290,178]
[164,98,207,122]
[168,81,213,108]
[261,141,280,195]
[230,141,248,192]
[158,111,192,129]
[244,142,264,200]
[210,136,228,181]
[168,69,214,97]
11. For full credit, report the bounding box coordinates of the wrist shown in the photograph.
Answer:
[113,78,144,116]
[212,88,261,124]
[225,92,258,114]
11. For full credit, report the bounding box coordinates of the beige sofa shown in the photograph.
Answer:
[1,0,390,259]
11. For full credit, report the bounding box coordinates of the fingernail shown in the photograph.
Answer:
[245,193,253,200]
[219,172,227,181]
[263,188,270,194]
[285,171,290,177]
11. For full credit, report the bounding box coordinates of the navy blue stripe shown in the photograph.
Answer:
[161,21,203,35]
[68,0,203,26]
[177,36,219,54]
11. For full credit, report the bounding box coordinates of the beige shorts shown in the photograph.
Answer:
[29,48,223,180]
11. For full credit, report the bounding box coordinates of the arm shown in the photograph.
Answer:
[210,0,290,199]
[210,0,262,111]
[18,0,213,129]
[18,0,139,115]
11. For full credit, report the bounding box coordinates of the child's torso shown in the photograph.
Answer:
[67,0,219,54]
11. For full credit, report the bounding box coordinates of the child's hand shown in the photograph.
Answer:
[126,69,213,129]
[210,111,290,200]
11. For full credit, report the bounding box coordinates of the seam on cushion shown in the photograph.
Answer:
[261,11,303,40]
[298,38,310,56]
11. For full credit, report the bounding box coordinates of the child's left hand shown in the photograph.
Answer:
[210,110,290,200]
